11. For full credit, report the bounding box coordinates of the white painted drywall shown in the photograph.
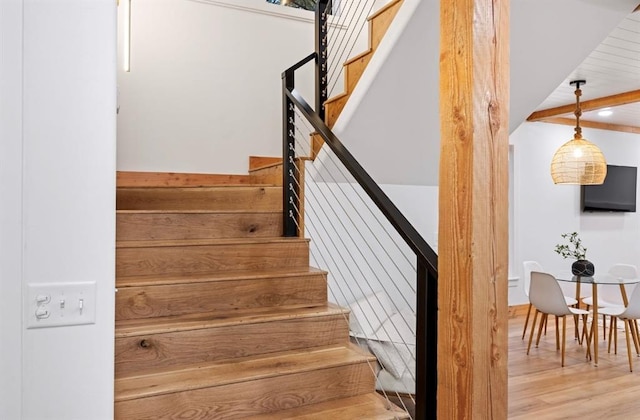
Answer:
[332,0,634,186]
[0,0,24,418]
[509,122,640,305]
[1,0,117,418]
[116,0,318,175]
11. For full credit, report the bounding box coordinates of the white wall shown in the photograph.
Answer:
[1,0,24,418]
[510,122,640,304]
[331,0,633,186]
[1,0,117,418]
[117,0,318,175]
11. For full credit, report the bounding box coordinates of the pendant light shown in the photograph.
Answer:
[550,80,607,185]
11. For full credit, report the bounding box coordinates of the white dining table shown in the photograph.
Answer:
[556,272,640,366]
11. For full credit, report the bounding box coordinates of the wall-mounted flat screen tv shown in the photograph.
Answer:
[582,165,637,212]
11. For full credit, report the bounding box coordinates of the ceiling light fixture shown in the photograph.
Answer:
[597,108,613,117]
[122,0,131,72]
[550,80,607,185]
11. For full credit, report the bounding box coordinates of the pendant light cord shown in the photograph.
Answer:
[572,80,584,139]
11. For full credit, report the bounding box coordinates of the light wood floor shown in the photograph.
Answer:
[508,306,640,419]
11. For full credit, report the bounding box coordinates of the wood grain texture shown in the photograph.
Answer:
[250,393,410,420]
[310,133,324,160]
[115,271,328,320]
[368,0,403,51]
[115,266,327,288]
[116,210,282,241]
[508,310,640,419]
[249,164,283,186]
[116,364,375,419]
[345,51,373,94]
[115,308,349,377]
[116,238,310,278]
[116,186,282,211]
[527,89,640,121]
[534,116,640,135]
[322,0,403,131]
[324,94,349,129]
[115,345,374,400]
[249,156,283,171]
[117,171,251,187]
[438,0,509,418]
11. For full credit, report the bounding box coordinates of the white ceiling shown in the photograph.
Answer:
[533,10,640,127]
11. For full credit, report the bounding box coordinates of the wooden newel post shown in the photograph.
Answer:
[438,0,510,418]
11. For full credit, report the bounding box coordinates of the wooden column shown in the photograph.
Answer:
[438,0,509,418]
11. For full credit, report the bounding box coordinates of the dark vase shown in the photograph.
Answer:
[572,259,595,277]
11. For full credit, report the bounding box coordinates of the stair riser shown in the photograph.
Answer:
[346,52,372,94]
[115,315,349,377]
[369,0,403,51]
[116,241,309,278]
[249,165,283,186]
[325,96,348,129]
[115,274,328,320]
[116,212,282,241]
[117,187,282,211]
[114,362,375,419]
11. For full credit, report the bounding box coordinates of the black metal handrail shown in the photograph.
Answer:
[282,80,438,419]
[281,1,438,418]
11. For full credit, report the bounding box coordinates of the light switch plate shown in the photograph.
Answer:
[26,282,96,328]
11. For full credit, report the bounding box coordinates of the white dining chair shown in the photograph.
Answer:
[522,261,579,340]
[582,264,639,340]
[599,284,640,372]
[527,271,591,367]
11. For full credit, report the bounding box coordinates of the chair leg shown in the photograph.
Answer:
[582,314,591,360]
[602,314,607,341]
[624,319,633,372]
[522,303,532,340]
[555,316,560,350]
[527,310,540,355]
[631,320,640,355]
[630,319,640,356]
[614,317,619,355]
[536,314,547,347]
[573,314,583,345]
[561,316,567,367]
[607,316,614,354]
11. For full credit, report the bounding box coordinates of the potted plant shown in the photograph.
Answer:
[554,232,594,276]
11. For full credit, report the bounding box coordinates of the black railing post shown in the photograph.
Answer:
[315,0,330,120]
[416,258,438,420]
[282,69,298,237]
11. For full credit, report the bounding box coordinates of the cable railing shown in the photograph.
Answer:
[281,1,438,418]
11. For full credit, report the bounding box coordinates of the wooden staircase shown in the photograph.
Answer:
[308,0,403,159]
[114,162,409,418]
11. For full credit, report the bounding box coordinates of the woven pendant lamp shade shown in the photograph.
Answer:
[550,80,607,185]
[551,137,607,184]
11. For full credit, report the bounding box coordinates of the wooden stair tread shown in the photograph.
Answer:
[116,266,327,287]
[248,393,410,420]
[249,156,283,171]
[325,91,349,106]
[115,303,348,337]
[117,184,279,190]
[114,344,375,402]
[116,237,310,249]
[344,48,373,66]
[367,0,403,21]
[116,171,253,188]
[116,209,281,214]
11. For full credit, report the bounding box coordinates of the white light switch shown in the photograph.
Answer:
[26,282,96,328]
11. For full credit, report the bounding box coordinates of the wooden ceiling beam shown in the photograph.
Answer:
[527,89,640,121]
[537,116,640,135]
